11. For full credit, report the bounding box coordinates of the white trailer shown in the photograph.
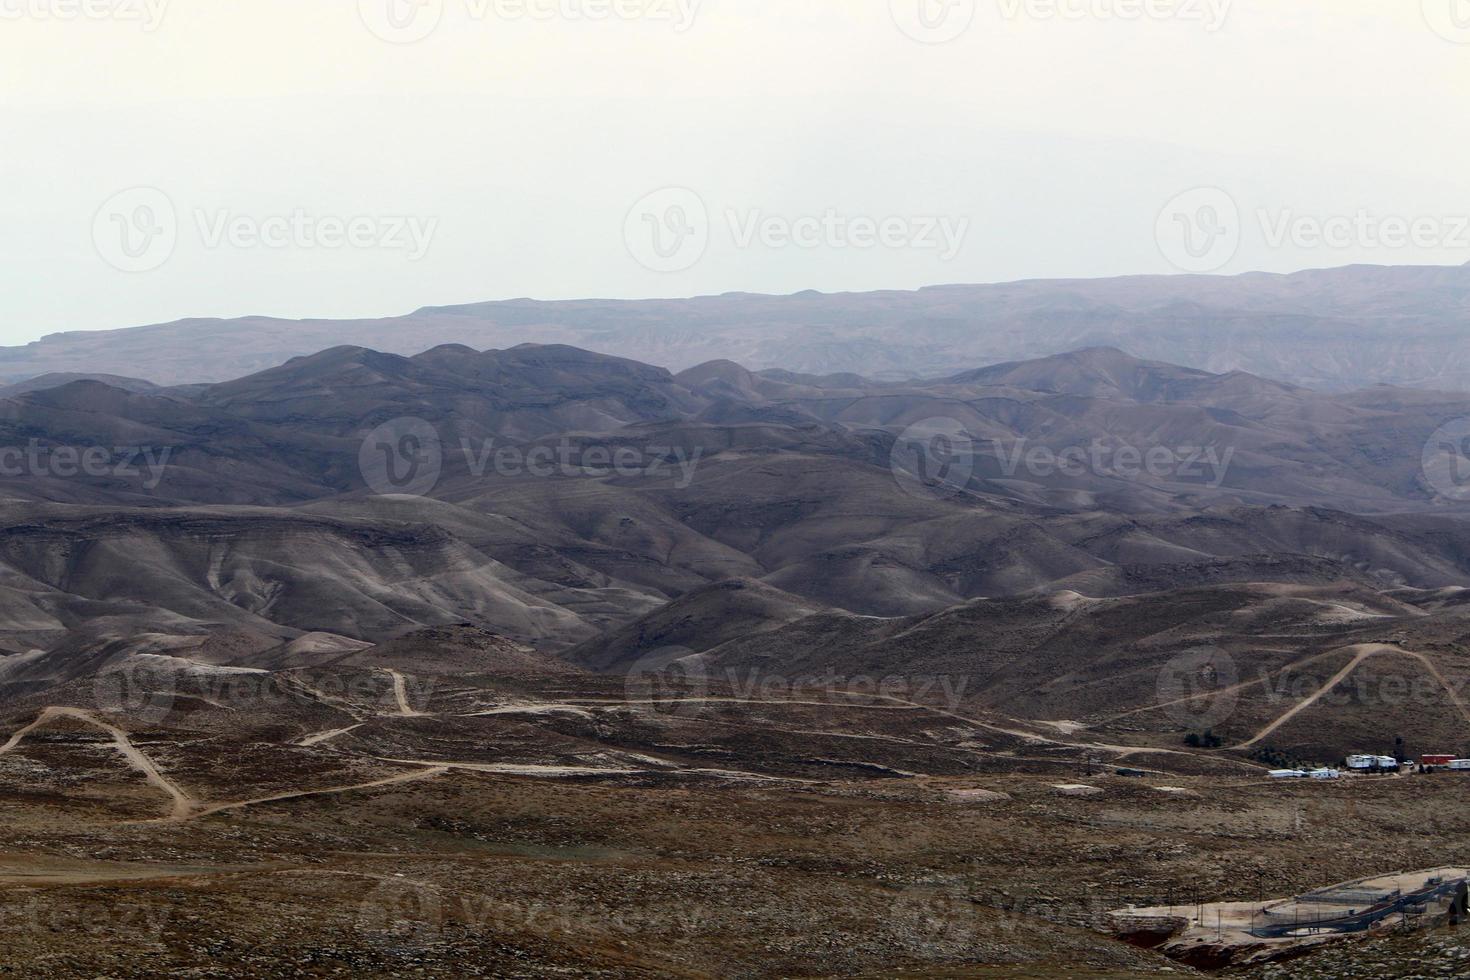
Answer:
[1268,769,1307,779]
[1309,768,1341,779]
[1450,760,1470,771]
[1346,755,1376,770]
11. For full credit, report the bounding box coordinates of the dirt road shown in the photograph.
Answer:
[383,669,426,717]
[297,724,364,747]
[186,766,448,822]
[0,707,195,820]
[1237,644,1470,749]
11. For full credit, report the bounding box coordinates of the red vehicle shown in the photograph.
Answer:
[1423,754,1455,766]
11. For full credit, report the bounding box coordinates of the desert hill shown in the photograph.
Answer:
[4,346,1470,662]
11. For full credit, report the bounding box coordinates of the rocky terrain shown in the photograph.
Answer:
[7,344,1470,660]
[7,340,1470,975]
[3,624,1470,978]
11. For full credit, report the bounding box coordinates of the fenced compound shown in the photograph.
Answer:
[1249,874,1468,938]
[1295,887,1399,907]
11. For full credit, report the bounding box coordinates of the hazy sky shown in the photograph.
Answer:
[2,0,1467,345]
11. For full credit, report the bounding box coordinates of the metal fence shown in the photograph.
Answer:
[1250,878,1467,938]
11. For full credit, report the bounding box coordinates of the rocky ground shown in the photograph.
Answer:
[4,652,1470,977]
[1248,929,1470,979]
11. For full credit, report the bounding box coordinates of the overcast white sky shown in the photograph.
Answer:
[1,0,1467,345]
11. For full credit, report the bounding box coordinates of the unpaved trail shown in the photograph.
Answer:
[0,707,195,820]
[578,691,1264,770]
[570,697,927,712]
[383,756,821,785]
[383,668,426,717]
[276,674,366,721]
[1235,648,1376,749]
[462,704,597,721]
[1237,643,1470,748]
[296,724,364,747]
[185,766,448,822]
[861,693,1270,771]
[381,758,642,777]
[1397,648,1470,725]
[1105,647,1351,722]
[0,712,55,758]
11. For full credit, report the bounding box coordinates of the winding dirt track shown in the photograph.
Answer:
[182,766,449,822]
[1237,643,1470,749]
[0,707,195,820]
[1,708,451,824]
[1105,647,1350,723]
[575,692,1265,770]
[1078,640,1470,756]
[860,692,1265,770]
[381,758,641,777]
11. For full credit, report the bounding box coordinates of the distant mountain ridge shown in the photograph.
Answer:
[6,262,1470,389]
[2,341,1468,513]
